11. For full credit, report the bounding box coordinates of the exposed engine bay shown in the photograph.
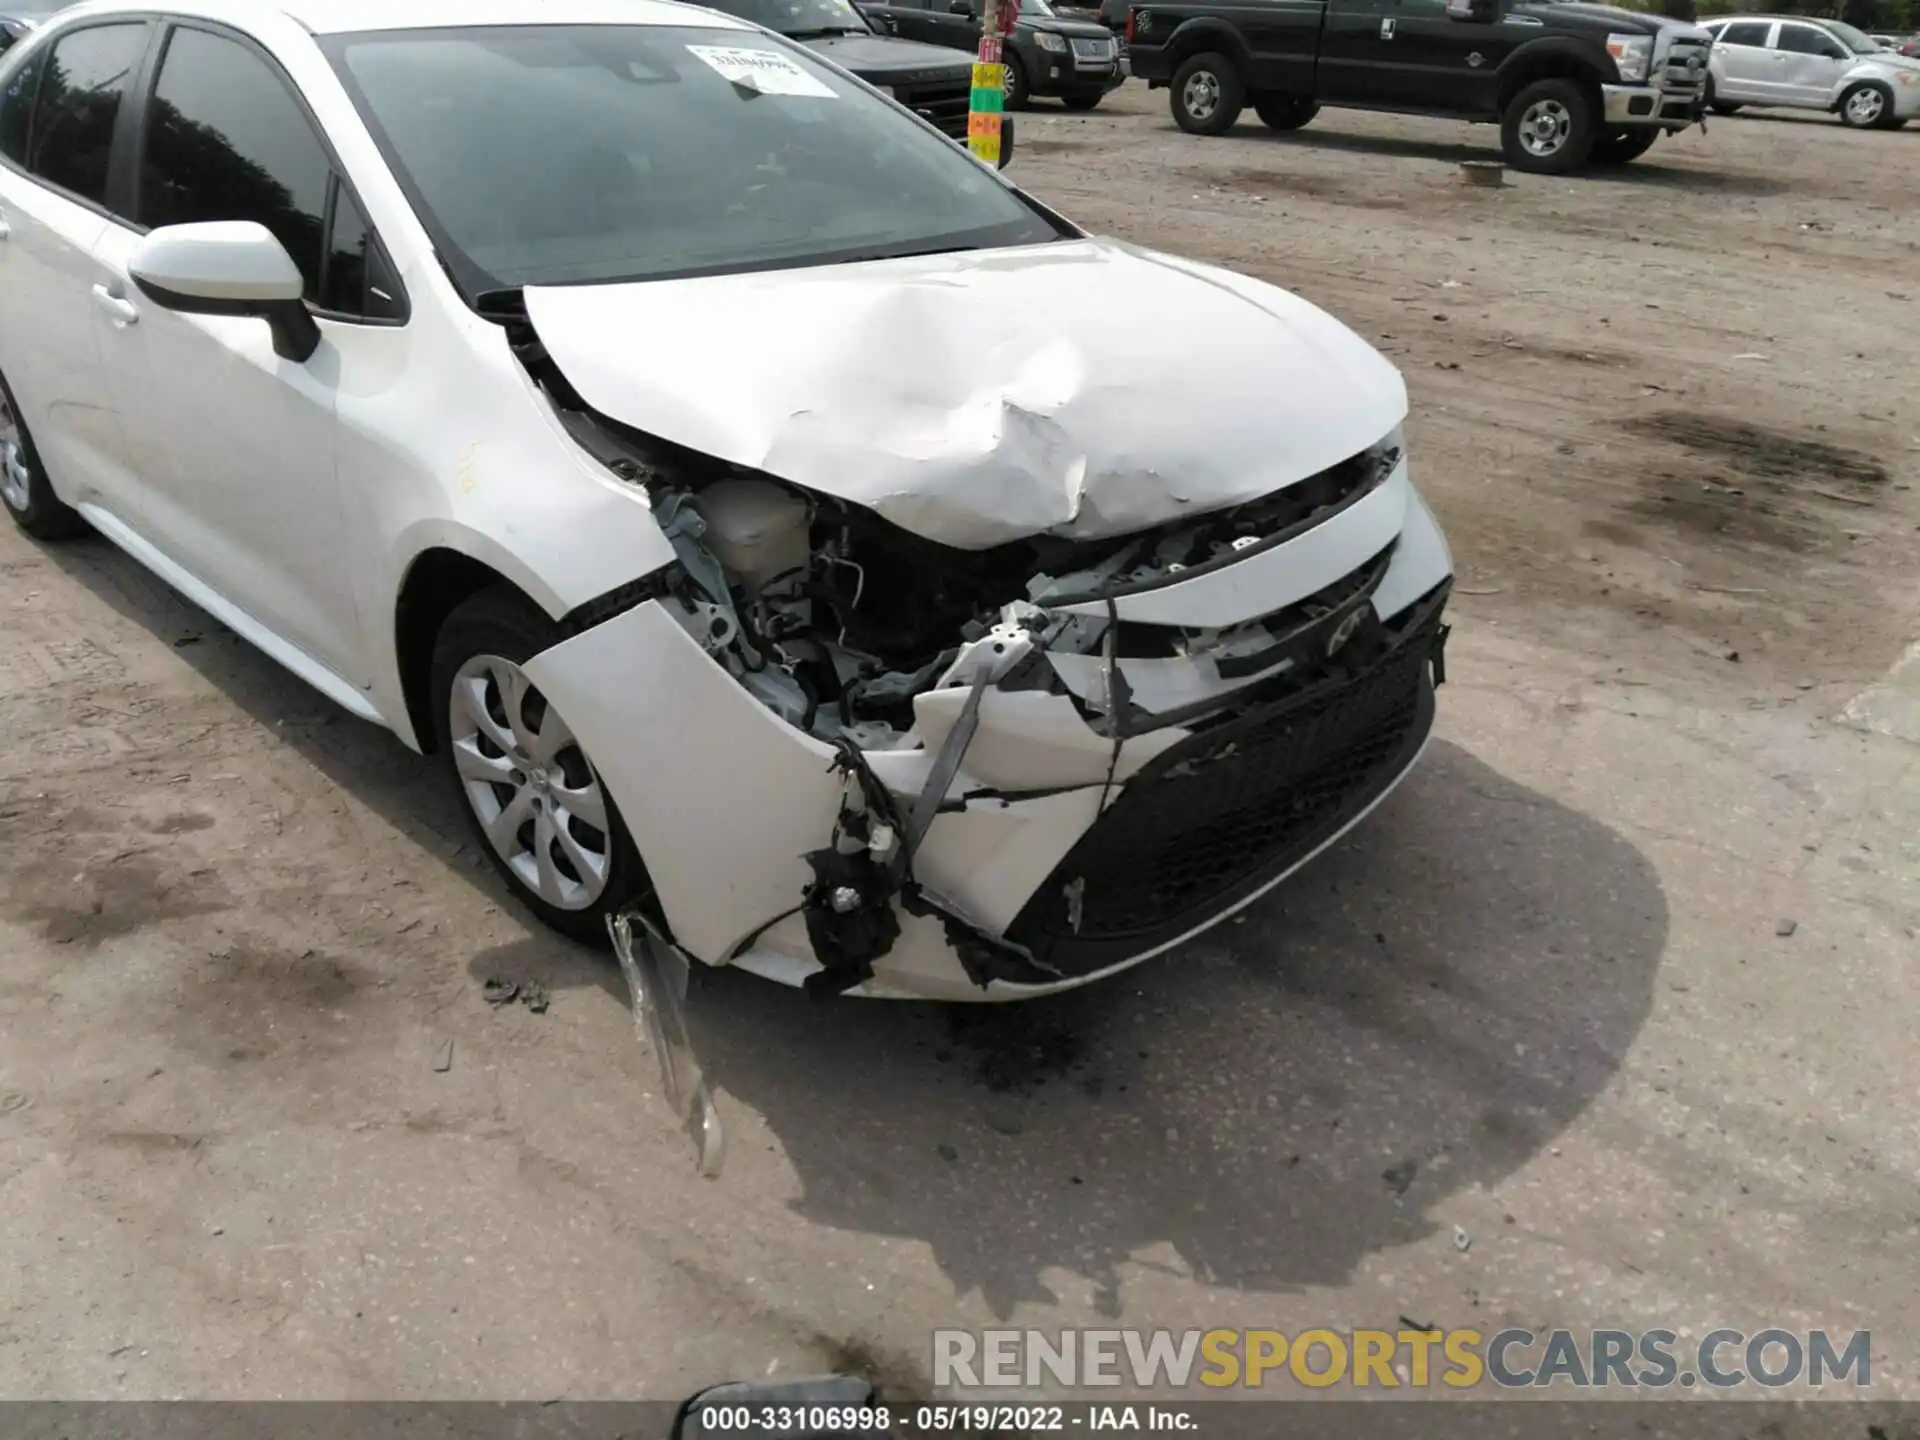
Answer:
[551,387,1404,754]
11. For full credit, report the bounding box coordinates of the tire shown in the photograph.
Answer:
[1500,76,1597,175]
[1705,78,1741,115]
[1061,92,1104,112]
[1838,80,1897,129]
[0,367,87,541]
[1254,94,1319,132]
[1170,51,1244,135]
[1590,127,1658,165]
[431,584,651,946]
[1002,52,1030,111]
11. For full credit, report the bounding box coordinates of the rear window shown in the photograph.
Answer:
[324,24,1060,298]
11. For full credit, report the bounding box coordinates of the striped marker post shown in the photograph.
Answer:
[967,0,1012,165]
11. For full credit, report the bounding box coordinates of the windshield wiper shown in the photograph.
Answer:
[785,25,871,38]
[831,244,984,265]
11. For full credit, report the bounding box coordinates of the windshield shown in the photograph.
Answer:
[695,0,872,39]
[326,25,1060,297]
[1820,20,1882,53]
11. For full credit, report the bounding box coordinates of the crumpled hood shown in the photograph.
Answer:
[523,238,1407,549]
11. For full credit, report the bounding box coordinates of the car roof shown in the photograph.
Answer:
[43,0,753,37]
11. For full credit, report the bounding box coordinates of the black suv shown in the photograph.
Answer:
[861,0,1125,109]
[698,0,982,139]
[1126,0,1712,173]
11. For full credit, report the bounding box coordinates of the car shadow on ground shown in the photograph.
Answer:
[693,742,1667,1316]
[46,536,1668,1318]
[1213,124,1790,195]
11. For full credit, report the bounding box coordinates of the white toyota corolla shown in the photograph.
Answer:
[0,0,1452,1001]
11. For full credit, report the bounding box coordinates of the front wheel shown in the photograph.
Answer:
[1170,51,1245,135]
[1501,77,1597,175]
[1590,127,1659,165]
[431,585,651,945]
[1254,95,1319,132]
[1839,81,1897,129]
[1002,53,1030,111]
[1705,77,1742,115]
[1061,92,1104,112]
[0,367,87,541]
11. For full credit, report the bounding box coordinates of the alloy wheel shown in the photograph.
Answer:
[1182,70,1220,122]
[0,391,31,514]
[1519,98,1571,157]
[1845,87,1885,125]
[448,653,612,911]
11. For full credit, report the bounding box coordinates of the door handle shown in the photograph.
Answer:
[91,283,139,326]
[0,216,9,242]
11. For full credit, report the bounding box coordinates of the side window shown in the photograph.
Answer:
[140,27,330,296]
[0,40,46,163]
[1720,21,1771,46]
[1776,25,1841,56]
[319,181,405,320]
[24,23,147,205]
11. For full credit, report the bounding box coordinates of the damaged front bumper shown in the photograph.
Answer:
[522,446,1452,1002]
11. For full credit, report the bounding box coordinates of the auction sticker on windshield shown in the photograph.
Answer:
[687,44,838,97]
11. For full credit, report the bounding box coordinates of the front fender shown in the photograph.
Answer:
[1495,36,1612,99]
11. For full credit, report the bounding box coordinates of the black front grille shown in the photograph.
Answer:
[1004,594,1446,976]
[901,80,973,137]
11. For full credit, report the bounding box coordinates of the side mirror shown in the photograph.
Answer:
[127,220,320,363]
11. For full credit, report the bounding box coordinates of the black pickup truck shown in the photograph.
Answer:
[1125,0,1713,173]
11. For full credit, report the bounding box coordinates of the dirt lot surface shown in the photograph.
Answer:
[1,92,1917,1422]
[1021,92,1920,695]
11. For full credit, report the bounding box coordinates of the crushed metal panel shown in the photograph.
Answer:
[881,686,1183,793]
[522,238,1407,550]
[524,600,846,964]
[1053,462,1414,627]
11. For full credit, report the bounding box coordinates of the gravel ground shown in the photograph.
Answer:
[0,87,1916,1419]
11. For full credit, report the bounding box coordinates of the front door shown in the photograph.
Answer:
[1382,0,1504,112]
[1772,21,1852,105]
[1319,0,1501,111]
[87,21,381,683]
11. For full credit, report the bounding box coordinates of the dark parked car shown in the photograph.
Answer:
[696,0,984,140]
[862,0,1124,108]
[1126,0,1711,173]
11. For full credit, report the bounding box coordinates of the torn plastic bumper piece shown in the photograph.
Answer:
[610,910,725,1178]
[1004,583,1449,976]
[797,677,1067,996]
